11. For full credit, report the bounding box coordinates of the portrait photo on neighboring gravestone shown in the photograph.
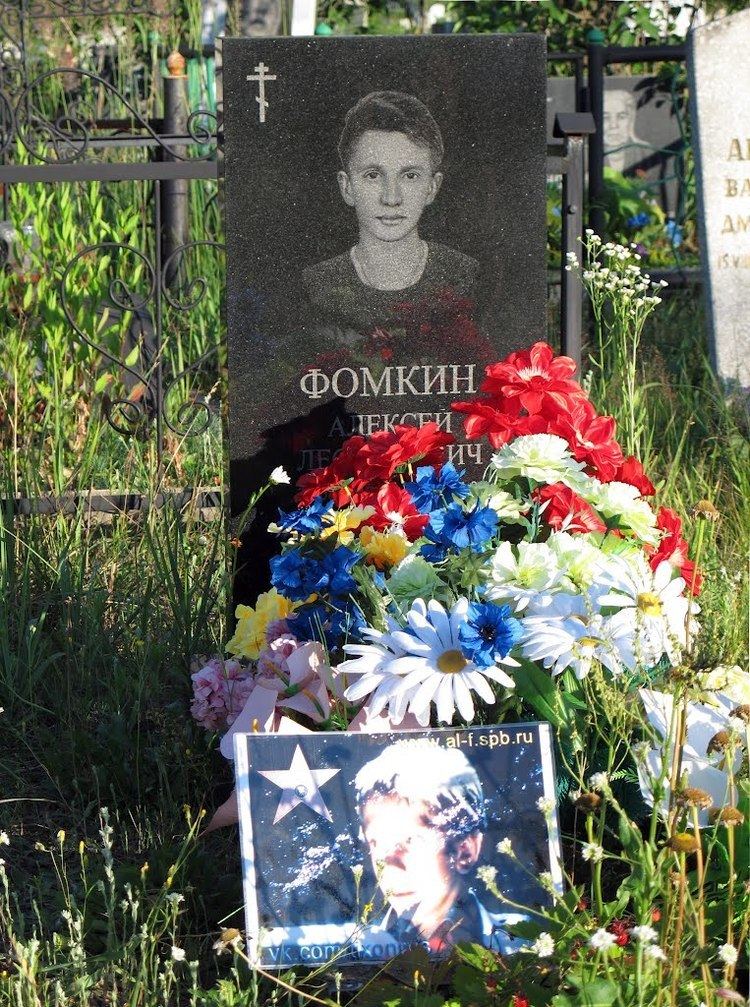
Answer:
[235,725,561,968]
[220,35,547,602]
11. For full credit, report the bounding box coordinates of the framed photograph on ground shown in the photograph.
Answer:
[220,35,547,603]
[234,724,562,968]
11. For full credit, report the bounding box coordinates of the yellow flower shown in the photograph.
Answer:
[320,506,376,544]
[226,589,298,659]
[359,526,409,570]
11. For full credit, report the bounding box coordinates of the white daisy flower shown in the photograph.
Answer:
[341,599,514,726]
[490,433,587,487]
[520,608,636,680]
[600,556,699,666]
[338,622,429,726]
[485,541,563,612]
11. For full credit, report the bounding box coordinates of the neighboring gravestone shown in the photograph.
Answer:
[221,35,547,602]
[546,75,683,217]
[689,8,750,391]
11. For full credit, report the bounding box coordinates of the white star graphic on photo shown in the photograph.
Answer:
[258,745,341,824]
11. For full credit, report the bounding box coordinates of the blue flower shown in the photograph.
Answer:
[458,602,522,668]
[626,211,650,229]
[319,545,361,597]
[421,502,498,560]
[275,497,332,535]
[269,549,318,601]
[291,600,365,650]
[405,463,469,513]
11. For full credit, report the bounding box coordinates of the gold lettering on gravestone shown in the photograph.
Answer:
[724,178,750,197]
[727,137,750,161]
[721,215,750,234]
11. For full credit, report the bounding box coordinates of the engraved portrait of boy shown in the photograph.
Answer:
[302,90,479,336]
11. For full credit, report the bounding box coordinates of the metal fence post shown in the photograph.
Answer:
[161,51,189,289]
[554,112,596,371]
[586,28,606,239]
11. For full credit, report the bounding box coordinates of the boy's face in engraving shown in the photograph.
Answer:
[337,129,443,245]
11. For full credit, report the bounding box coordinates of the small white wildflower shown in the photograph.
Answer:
[166,892,184,905]
[644,944,667,961]
[589,928,617,952]
[630,925,658,943]
[496,837,514,856]
[0,832,9,846]
[588,772,609,792]
[538,871,554,891]
[536,796,555,817]
[269,466,291,485]
[171,946,186,962]
[531,932,555,958]
[717,943,738,966]
[476,864,497,888]
[581,842,604,863]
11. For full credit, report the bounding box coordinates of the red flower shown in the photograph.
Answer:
[452,399,549,448]
[548,400,624,482]
[480,341,587,415]
[610,456,656,496]
[294,436,368,506]
[534,483,607,535]
[607,918,631,947]
[361,483,428,541]
[647,507,702,595]
[512,995,530,1007]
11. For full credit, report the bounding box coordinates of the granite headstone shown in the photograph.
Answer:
[221,35,547,602]
[689,8,750,391]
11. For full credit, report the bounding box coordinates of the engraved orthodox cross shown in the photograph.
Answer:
[246,62,277,124]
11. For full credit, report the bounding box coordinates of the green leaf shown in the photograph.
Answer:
[513,658,565,728]
[553,979,620,1007]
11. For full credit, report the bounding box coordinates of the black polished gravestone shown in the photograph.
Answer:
[221,34,547,603]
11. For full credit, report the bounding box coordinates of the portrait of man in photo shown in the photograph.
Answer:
[353,739,528,955]
[302,91,479,335]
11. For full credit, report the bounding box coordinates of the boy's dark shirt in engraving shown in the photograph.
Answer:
[302,241,479,334]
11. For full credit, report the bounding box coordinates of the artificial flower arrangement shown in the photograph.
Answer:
[191,341,750,1002]
[193,340,701,744]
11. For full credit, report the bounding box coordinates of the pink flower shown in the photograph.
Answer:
[190,658,254,732]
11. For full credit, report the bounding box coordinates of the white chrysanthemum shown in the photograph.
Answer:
[548,532,607,591]
[520,607,636,680]
[470,483,527,523]
[486,541,563,612]
[600,556,699,666]
[490,434,587,487]
[341,599,514,726]
[588,480,659,544]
